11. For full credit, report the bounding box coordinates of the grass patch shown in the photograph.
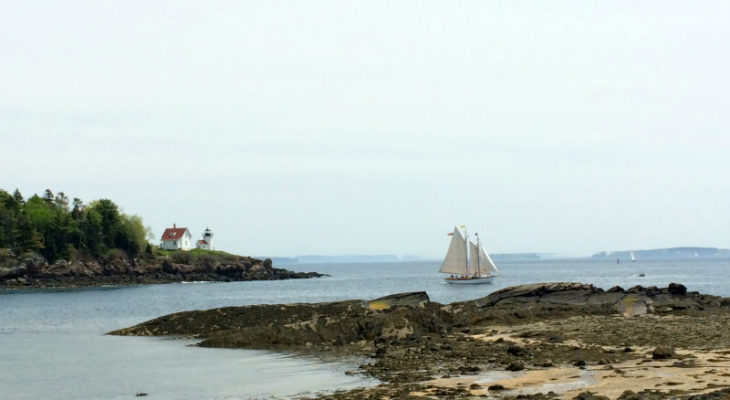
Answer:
[153,247,246,264]
[189,248,236,257]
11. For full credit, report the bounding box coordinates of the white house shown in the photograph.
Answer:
[195,227,214,250]
[160,224,193,250]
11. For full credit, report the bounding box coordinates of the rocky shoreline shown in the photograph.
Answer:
[0,251,323,289]
[110,283,730,399]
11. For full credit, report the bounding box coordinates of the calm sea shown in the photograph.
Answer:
[1,258,729,399]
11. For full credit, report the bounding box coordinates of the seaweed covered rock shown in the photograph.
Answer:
[108,284,730,399]
[457,282,727,323]
[110,292,453,350]
[110,283,730,351]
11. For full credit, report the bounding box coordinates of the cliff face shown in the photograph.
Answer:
[0,250,322,288]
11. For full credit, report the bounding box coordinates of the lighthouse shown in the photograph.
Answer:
[196,227,214,250]
[203,227,213,249]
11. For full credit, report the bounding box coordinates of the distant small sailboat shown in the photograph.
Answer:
[630,251,636,262]
[440,226,499,284]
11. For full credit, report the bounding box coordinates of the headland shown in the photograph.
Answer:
[0,249,323,289]
[0,188,323,289]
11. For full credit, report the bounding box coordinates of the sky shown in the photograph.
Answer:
[2,1,729,258]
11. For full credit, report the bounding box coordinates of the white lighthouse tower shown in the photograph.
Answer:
[196,227,214,250]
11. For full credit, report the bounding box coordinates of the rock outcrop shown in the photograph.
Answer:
[453,282,728,322]
[110,291,452,349]
[0,250,323,289]
[108,283,730,399]
[109,283,730,351]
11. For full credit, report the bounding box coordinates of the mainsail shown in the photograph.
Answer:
[439,227,468,274]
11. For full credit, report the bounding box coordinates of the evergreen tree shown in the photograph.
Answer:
[71,198,84,218]
[43,189,55,206]
[12,189,24,204]
[0,189,13,247]
[81,208,103,255]
[0,188,151,262]
[89,199,121,248]
[54,192,70,213]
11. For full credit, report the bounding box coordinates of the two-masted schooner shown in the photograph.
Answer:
[440,226,499,284]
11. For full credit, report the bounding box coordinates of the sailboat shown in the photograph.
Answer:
[440,226,499,284]
[630,251,636,262]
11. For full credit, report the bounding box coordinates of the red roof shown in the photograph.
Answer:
[197,239,208,245]
[160,228,189,241]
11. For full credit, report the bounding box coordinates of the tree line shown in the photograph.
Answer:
[0,188,151,263]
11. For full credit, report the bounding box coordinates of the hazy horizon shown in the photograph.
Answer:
[3,1,729,258]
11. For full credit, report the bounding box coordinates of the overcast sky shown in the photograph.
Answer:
[2,1,729,258]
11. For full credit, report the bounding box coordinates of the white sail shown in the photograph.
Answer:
[469,241,480,276]
[439,227,468,274]
[480,246,499,275]
[630,251,636,262]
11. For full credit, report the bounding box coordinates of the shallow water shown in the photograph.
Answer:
[1,334,372,400]
[1,257,728,399]
[472,369,597,395]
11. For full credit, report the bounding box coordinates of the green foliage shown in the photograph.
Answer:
[25,195,55,231]
[89,199,120,248]
[12,189,24,204]
[0,188,152,263]
[170,250,192,264]
[118,214,147,256]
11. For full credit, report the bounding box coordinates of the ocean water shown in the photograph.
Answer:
[1,257,729,399]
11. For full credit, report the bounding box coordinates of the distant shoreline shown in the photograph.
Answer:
[269,248,730,265]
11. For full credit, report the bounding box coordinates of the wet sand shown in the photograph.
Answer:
[418,319,730,399]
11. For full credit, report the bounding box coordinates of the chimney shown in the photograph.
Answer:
[173,223,176,228]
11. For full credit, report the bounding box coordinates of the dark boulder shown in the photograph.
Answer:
[668,283,687,296]
[506,361,524,371]
[574,392,609,400]
[652,346,675,360]
[507,344,528,357]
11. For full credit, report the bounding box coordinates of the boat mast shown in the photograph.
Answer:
[475,233,481,278]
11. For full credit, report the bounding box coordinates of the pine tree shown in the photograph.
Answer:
[13,189,24,204]
[43,189,55,206]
